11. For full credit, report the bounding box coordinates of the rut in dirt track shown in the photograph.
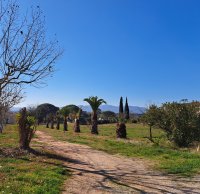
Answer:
[35,130,200,194]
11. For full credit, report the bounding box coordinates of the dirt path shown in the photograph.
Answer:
[35,131,200,194]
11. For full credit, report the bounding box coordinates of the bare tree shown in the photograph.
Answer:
[0,84,22,132]
[0,0,62,91]
[0,0,62,145]
[0,0,62,116]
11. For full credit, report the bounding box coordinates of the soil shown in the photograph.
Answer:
[35,131,200,194]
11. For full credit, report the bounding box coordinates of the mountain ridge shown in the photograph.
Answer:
[79,104,146,114]
[12,105,146,114]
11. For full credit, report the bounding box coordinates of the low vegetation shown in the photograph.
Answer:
[0,125,69,193]
[143,101,200,147]
[39,123,200,176]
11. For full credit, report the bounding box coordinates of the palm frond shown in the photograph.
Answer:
[83,96,106,112]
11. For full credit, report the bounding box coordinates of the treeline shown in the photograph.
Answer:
[28,103,138,127]
[14,96,132,149]
[9,97,200,150]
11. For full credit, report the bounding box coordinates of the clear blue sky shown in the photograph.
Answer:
[17,0,200,107]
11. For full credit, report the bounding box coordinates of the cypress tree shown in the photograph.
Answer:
[125,97,130,120]
[117,97,127,138]
[119,97,123,120]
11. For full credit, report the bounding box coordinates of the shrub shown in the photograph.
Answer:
[16,108,37,150]
[159,101,200,147]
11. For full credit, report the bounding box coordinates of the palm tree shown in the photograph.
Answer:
[56,111,61,130]
[74,108,82,133]
[60,106,70,132]
[84,96,106,134]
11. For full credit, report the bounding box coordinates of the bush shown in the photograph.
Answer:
[159,101,200,147]
[132,119,138,123]
[16,108,37,150]
[142,101,200,147]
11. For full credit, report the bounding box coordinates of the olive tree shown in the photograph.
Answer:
[142,104,160,141]
[159,101,200,147]
[143,101,200,147]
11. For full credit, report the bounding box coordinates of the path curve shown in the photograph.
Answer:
[35,131,200,194]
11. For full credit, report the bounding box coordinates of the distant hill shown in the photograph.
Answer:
[12,105,146,114]
[80,105,146,114]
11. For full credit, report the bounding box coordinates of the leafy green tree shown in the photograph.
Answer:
[143,101,200,147]
[79,111,90,125]
[159,101,200,147]
[101,111,116,120]
[142,104,160,140]
[35,103,59,124]
[65,104,79,114]
[62,104,79,121]
[84,96,106,134]
[124,97,130,120]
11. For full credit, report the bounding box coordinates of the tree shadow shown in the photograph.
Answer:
[26,148,200,194]
[29,148,88,166]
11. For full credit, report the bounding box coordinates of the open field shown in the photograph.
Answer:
[39,123,200,176]
[1,123,200,193]
[0,125,70,194]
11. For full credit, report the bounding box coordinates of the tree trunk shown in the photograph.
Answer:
[64,117,68,132]
[74,118,80,133]
[91,120,98,134]
[51,120,54,129]
[46,121,49,128]
[91,113,98,134]
[19,140,29,150]
[0,123,3,133]
[56,120,60,130]
[18,108,29,149]
[116,122,127,138]
[149,125,152,140]
[18,108,36,150]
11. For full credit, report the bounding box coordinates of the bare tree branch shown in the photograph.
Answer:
[0,0,63,90]
[0,0,62,113]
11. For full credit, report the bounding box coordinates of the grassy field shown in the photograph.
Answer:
[0,125,70,194]
[39,123,200,176]
[1,123,200,194]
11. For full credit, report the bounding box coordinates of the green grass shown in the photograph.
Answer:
[39,123,200,176]
[0,125,70,194]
